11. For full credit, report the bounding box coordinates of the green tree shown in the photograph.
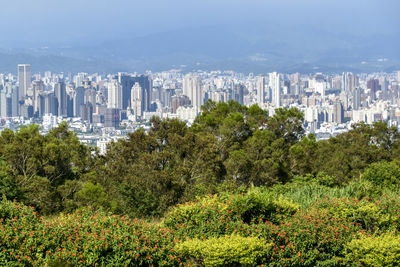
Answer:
[363,161,400,188]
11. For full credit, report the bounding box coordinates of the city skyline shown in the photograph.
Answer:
[1,65,400,145]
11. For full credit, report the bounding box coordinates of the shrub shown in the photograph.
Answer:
[176,234,270,266]
[259,207,364,265]
[343,233,400,266]
[314,196,400,233]
[0,200,183,266]
[230,187,299,223]
[162,195,243,239]
[363,161,400,188]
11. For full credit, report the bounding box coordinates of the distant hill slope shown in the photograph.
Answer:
[0,24,398,73]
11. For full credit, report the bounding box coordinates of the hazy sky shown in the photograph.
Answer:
[1,0,399,46]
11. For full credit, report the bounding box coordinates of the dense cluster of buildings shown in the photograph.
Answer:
[1,65,400,152]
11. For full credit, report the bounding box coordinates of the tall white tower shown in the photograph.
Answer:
[18,64,31,101]
[131,82,142,117]
[269,72,281,108]
[183,75,202,111]
[256,75,265,106]
[107,79,122,109]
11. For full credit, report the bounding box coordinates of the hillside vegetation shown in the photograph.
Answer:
[1,100,400,266]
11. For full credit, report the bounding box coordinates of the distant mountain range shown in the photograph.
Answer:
[0,24,398,74]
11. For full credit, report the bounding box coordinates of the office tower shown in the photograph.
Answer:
[39,92,57,115]
[283,80,291,95]
[32,80,44,116]
[107,80,122,109]
[256,75,265,105]
[332,76,342,90]
[162,89,175,110]
[54,81,67,116]
[134,75,152,113]
[152,86,162,102]
[104,108,120,128]
[21,105,33,118]
[80,103,93,123]
[397,71,400,82]
[73,87,85,117]
[74,72,88,87]
[183,75,202,111]
[4,81,19,116]
[333,100,344,124]
[345,73,359,92]
[367,79,379,100]
[233,84,244,105]
[379,77,388,99]
[171,95,191,113]
[85,89,96,107]
[0,90,9,117]
[131,82,142,117]
[18,64,31,101]
[66,94,74,117]
[341,72,347,92]
[292,73,300,84]
[118,74,152,111]
[269,72,281,108]
[352,87,361,110]
[82,79,93,89]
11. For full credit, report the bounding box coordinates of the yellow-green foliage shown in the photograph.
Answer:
[317,198,391,231]
[162,195,229,227]
[272,196,300,215]
[176,234,270,266]
[343,234,400,266]
[229,187,300,223]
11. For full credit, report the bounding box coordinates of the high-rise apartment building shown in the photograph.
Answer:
[131,82,142,117]
[183,75,202,111]
[18,64,31,101]
[256,75,265,105]
[32,80,44,116]
[107,79,122,109]
[269,72,281,108]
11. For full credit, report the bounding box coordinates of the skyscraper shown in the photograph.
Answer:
[233,84,244,105]
[333,100,344,124]
[104,108,120,128]
[118,74,152,111]
[107,79,122,109]
[367,79,379,100]
[54,81,67,116]
[341,72,347,92]
[0,90,11,117]
[73,87,85,117]
[256,75,265,105]
[269,72,281,108]
[352,87,361,110]
[183,75,202,111]
[397,71,400,83]
[18,64,31,101]
[4,81,19,116]
[131,82,142,117]
[32,80,44,116]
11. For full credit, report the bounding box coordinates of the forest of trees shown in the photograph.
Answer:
[2,100,400,266]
